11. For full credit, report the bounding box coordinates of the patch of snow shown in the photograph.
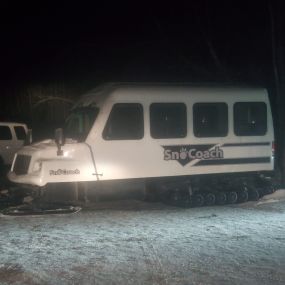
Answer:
[0,199,285,284]
[257,189,285,205]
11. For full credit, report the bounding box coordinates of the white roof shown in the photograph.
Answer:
[73,83,268,108]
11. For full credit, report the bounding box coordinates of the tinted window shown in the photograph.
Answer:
[65,107,99,141]
[0,126,12,140]
[193,103,228,137]
[14,126,26,140]
[234,102,267,136]
[103,103,144,140]
[150,103,187,139]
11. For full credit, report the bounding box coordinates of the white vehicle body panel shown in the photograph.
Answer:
[8,85,274,187]
[9,139,96,186]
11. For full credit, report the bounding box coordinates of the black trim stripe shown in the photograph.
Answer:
[222,142,270,147]
[194,157,271,166]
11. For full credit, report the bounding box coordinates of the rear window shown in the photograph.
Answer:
[14,126,26,140]
[0,126,12,140]
[234,102,267,136]
[193,103,228,137]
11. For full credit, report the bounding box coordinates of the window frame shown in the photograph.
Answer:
[64,107,99,142]
[149,102,187,139]
[193,102,229,138]
[233,101,267,136]
[102,103,144,141]
[14,126,27,140]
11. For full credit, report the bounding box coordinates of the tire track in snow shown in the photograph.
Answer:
[139,240,169,285]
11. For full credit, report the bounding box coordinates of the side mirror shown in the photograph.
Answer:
[24,129,33,145]
[55,128,65,156]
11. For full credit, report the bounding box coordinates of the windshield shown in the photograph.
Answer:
[64,107,99,141]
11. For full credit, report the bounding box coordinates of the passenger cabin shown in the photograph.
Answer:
[9,85,274,191]
[80,85,274,181]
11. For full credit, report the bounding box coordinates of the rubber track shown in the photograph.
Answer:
[163,187,275,208]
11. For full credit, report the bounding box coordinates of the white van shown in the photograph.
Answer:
[8,84,275,205]
[0,122,28,166]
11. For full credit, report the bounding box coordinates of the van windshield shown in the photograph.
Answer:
[64,107,99,141]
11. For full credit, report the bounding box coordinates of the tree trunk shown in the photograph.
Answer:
[269,1,285,186]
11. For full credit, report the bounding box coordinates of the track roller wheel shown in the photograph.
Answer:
[255,187,265,198]
[204,193,216,206]
[216,192,227,205]
[248,188,260,201]
[226,191,238,204]
[237,190,248,203]
[192,194,204,207]
[264,185,275,195]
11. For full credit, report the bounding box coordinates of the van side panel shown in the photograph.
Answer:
[87,88,274,181]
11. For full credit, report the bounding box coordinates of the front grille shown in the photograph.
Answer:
[13,155,31,175]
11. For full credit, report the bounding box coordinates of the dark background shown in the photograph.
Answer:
[0,1,278,87]
[1,1,285,178]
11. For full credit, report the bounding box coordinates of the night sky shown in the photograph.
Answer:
[1,1,285,170]
[1,1,285,127]
[1,1,281,89]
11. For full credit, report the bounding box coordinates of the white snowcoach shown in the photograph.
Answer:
[8,84,275,206]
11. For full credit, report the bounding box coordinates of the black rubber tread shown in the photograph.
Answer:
[177,199,192,208]
[248,189,260,201]
[162,183,275,208]
[169,190,183,203]
[226,191,238,204]
[3,180,275,211]
[144,190,160,202]
[192,194,205,207]
[237,190,248,203]
[264,186,275,195]
[215,192,227,205]
[204,193,216,206]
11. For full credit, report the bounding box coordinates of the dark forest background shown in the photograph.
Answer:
[1,1,285,179]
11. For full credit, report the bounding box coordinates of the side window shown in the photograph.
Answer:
[64,107,99,142]
[14,126,27,140]
[150,103,187,139]
[193,103,228,137]
[0,126,12,140]
[234,102,267,136]
[103,103,144,140]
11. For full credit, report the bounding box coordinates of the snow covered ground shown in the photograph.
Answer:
[0,190,285,285]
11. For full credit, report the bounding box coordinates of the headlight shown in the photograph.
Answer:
[33,161,42,172]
